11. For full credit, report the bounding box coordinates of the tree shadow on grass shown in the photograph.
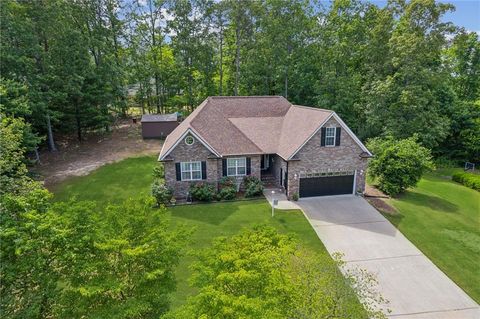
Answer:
[397,191,459,214]
[169,201,241,225]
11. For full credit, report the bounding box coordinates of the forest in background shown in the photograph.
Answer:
[1,0,479,162]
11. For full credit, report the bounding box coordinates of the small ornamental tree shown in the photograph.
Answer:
[367,136,435,195]
[165,226,386,319]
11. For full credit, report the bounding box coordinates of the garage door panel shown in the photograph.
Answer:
[299,175,354,197]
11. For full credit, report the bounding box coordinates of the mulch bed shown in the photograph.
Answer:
[366,197,398,215]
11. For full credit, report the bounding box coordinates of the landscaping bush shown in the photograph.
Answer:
[243,175,264,197]
[218,187,237,200]
[189,182,216,202]
[218,176,237,200]
[219,176,236,188]
[452,172,480,191]
[367,135,435,196]
[291,192,299,201]
[152,163,165,179]
[151,180,173,205]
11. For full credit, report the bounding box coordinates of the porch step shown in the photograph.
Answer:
[261,175,278,188]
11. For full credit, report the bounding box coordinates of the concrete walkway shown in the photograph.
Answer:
[296,195,479,319]
[263,188,301,210]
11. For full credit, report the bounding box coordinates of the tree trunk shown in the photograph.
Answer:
[219,25,224,95]
[75,100,82,141]
[46,114,57,151]
[234,24,240,96]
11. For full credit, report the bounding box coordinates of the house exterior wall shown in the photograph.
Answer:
[163,133,262,198]
[287,117,368,198]
[217,155,261,191]
[271,154,287,188]
[163,133,219,198]
[142,121,179,139]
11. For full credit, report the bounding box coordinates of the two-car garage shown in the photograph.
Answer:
[298,172,355,198]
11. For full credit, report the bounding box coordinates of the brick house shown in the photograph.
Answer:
[158,96,371,199]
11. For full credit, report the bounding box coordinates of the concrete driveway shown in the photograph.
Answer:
[297,195,479,319]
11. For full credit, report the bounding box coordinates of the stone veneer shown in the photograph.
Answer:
[163,133,262,198]
[286,117,368,197]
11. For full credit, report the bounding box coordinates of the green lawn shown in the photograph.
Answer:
[52,156,333,309]
[382,169,480,303]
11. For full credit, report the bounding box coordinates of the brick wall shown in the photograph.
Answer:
[163,133,220,198]
[287,117,368,197]
[163,134,262,198]
[270,154,287,188]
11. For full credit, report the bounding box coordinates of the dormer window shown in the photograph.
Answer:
[325,127,336,146]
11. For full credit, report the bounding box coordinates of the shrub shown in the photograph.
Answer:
[218,187,237,200]
[151,180,173,205]
[152,163,165,179]
[452,172,480,191]
[291,192,299,201]
[189,182,216,202]
[243,175,260,186]
[367,135,434,196]
[243,175,264,197]
[219,176,236,188]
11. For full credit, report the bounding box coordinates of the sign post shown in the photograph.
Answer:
[271,190,277,217]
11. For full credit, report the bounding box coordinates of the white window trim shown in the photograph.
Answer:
[180,161,202,181]
[325,127,336,147]
[227,157,247,176]
[184,136,194,145]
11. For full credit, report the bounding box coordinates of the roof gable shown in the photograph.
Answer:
[158,96,370,160]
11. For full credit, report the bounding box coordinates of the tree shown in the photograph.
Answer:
[439,32,480,162]
[364,0,455,149]
[0,80,43,155]
[55,197,189,318]
[367,135,435,195]
[0,114,57,318]
[167,226,385,319]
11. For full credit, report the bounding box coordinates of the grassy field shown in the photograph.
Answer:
[381,169,480,303]
[51,156,336,309]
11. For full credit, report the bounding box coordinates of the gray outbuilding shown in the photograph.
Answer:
[141,113,179,139]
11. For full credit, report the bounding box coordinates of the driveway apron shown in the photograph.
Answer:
[297,195,479,319]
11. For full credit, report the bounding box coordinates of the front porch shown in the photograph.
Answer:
[260,154,286,189]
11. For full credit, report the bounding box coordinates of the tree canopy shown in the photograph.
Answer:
[1,0,479,161]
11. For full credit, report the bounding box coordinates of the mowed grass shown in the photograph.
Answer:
[52,156,334,309]
[52,156,157,204]
[383,169,480,302]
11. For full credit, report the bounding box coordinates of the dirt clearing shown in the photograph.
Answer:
[33,120,161,188]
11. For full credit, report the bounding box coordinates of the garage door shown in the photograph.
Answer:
[299,174,354,198]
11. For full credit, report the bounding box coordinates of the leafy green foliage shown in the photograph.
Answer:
[218,176,237,200]
[367,136,435,195]
[189,182,216,202]
[1,194,189,318]
[291,192,299,201]
[167,226,385,319]
[452,171,480,191]
[244,175,264,197]
[151,180,173,205]
[1,0,479,163]
[152,162,165,179]
[57,197,189,318]
[218,186,236,200]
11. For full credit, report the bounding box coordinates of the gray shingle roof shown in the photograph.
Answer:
[141,113,178,122]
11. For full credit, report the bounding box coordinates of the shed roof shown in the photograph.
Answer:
[141,113,177,122]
